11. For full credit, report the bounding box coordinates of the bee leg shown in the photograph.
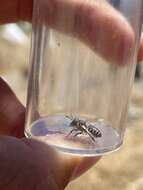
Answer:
[74,131,83,137]
[88,134,96,142]
[67,128,78,136]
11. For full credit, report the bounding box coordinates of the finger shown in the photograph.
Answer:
[19,0,134,65]
[0,136,100,190]
[0,77,25,137]
[23,138,101,188]
[0,0,33,24]
[138,33,143,62]
[38,0,134,65]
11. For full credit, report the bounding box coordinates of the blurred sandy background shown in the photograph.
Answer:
[1,23,143,190]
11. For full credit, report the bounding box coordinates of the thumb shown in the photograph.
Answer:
[0,136,100,190]
[23,138,101,188]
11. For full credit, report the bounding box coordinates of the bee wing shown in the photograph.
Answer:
[81,125,96,142]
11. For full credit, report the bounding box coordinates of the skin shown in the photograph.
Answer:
[0,0,143,190]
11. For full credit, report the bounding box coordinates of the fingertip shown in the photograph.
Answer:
[74,1,135,66]
[100,6,135,66]
[115,16,135,66]
[71,156,101,180]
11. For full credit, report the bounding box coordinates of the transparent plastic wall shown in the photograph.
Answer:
[25,0,143,156]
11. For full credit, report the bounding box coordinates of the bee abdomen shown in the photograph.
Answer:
[88,125,102,137]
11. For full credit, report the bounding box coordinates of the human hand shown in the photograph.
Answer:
[0,0,135,65]
[0,78,100,190]
[2,0,143,64]
[0,1,143,190]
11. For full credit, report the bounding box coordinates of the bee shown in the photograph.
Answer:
[66,115,102,142]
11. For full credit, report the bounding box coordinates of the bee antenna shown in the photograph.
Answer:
[66,114,73,120]
[71,114,74,120]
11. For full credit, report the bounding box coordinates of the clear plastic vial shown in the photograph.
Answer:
[25,0,143,156]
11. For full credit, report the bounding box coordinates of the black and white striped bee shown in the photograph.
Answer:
[66,115,102,142]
